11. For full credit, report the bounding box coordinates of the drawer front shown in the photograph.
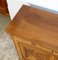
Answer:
[13,35,58,60]
[19,43,58,60]
[13,36,58,54]
[21,45,50,60]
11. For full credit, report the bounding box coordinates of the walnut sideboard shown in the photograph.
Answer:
[6,5,58,60]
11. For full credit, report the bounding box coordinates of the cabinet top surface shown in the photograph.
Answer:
[6,5,58,48]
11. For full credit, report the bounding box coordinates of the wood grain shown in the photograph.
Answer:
[6,5,58,48]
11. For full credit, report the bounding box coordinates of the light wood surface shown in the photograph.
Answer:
[6,5,58,48]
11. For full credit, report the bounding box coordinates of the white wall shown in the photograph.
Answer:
[7,0,29,19]
[7,0,58,20]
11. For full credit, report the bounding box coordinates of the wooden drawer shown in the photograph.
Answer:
[20,44,51,60]
[20,44,58,60]
[12,35,58,60]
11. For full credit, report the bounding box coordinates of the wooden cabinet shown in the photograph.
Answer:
[6,5,58,60]
[0,0,9,15]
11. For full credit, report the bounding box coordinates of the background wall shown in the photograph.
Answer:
[7,0,58,20]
